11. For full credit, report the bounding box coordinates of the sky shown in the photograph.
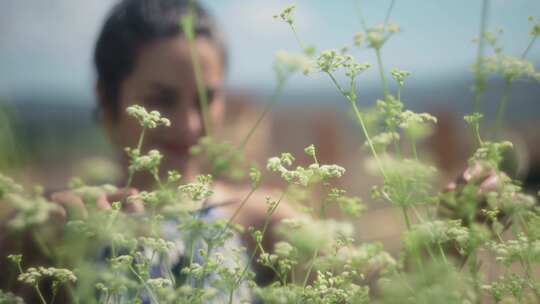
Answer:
[0,0,539,103]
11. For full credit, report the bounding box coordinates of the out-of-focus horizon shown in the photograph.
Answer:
[1,0,539,103]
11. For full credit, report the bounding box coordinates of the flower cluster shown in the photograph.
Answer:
[354,23,400,50]
[4,193,57,229]
[126,105,171,129]
[278,218,354,254]
[368,156,438,207]
[528,16,540,37]
[470,141,513,169]
[190,136,249,180]
[178,174,213,202]
[483,55,540,82]
[0,174,23,198]
[490,234,540,267]
[126,148,163,173]
[403,220,470,252]
[266,147,346,187]
[390,69,411,87]
[0,290,24,304]
[18,267,77,285]
[274,50,313,77]
[315,50,370,77]
[273,4,296,25]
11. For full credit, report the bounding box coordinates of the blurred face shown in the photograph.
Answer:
[101,36,225,177]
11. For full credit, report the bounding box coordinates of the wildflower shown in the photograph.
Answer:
[278,218,354,254]
[190,136,248,179]
[368,132,400,152]
[365,156,438,206]
[167,170,182,184]
[0,290,24,304]
[139,237,175,254]
[5,193,57,230]
[387,23,401,33]
[528,16,540,37]
[273,4,296,25]
[366,25,386,49]
[345,61,371,78]
[279,152,295,167]
[376,94,404,130]
[147,278,173,289]
[470,141,513,169]
[178,174,213,201]
[274,50,314,77]
[0,174,23,198]
[403,220,470,252]
[304,144,316,158]
[249,166,261,189]
[398,110,437,130]
[482,55,539,82]
[390,69,411,86]
[127,148,163,173]
[110,255,134,270]
[126,105,171,129]
[353,32,363,47]
[7,254,22,264]
[319,164,346,179]
[316,49,342,73]
[489,234,540,266]
[464,112,483,125]
[18,267,77,286]
[335,195,366,217]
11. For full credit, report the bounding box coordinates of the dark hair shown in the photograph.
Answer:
[94,0,226,118]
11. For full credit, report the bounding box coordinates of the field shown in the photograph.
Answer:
[1,1,540,303]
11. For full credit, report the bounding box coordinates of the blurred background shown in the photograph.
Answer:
[1,0,540,251]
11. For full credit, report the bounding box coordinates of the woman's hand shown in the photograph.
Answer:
[444,163,502,194]
[50,187,144,222]
[440,162,512,227]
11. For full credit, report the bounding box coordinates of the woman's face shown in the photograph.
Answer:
[102,36,225,177]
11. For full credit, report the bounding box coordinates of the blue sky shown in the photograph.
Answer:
[0,0,539,102]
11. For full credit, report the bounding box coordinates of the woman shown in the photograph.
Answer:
[90,0,294,286]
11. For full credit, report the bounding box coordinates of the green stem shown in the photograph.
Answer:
[239,78,286,150]
[437,243,448,264]
[214,186,258,246]
[326,72,387,179]
[424,243,438,262]
[473,122,483,146]
[410,205,425,222]
[290,24,306,52]
[494,79,512,140]
[401,206,411,230]
[383,0,396,28]
[124,126,146,196]
[355,0,368,31]
[302,248,319,288]
[230,187,289,303]
[521,35,538,59]
[473,0,489,113]
[225,187,257,226]
[129,265,159,304]
[410,138,418,160]
[375,48,389,98]
[198,243,214,288]
[181,7,212,137]
[34,285,47,304]
[32,231,53,259]
[469,253,482,304]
